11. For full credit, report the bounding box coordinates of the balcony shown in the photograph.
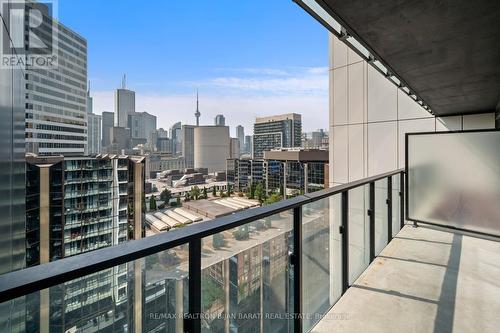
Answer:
[2,154,500,332]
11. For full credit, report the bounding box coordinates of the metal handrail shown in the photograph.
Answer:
[0,169,404,309]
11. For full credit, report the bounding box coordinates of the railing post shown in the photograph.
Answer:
[188,239,201,333]
[293,205,302,333]
[400,172,405,229]
[369,182,375,263]
[341,191,349,294]
[387,177,393,241]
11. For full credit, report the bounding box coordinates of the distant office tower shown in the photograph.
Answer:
[236,125,245,153]
[101,111,114,148]
[230,137,240,159]
[170,122,182,155]
[109,127,131,153]
[194,91,201,126]
[157,137,173,153]
[25,5,87,156]
[311,129,326,148]
[25,154,145,331]
[182,125,196,168]
[115,78,135,127]
[86,87,102,155]
[245,135,252,155]
[214,114,226,126]
[128,111,157,144]
[87,114,102,155]
[253,113,302,158]
[194,126,230,173]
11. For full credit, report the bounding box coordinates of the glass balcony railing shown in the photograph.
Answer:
[0,169,404,333]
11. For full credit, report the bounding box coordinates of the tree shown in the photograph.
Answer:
[264,193,282,205]
[176,196,181,206]
[255,182,266,204]
[212,186,217,197]
[184,192,191,202]
[212,233,225,249]
[203,187,208,199]
[149,196,157,211]
[219,189,225,198]
[190,186,200,200]
[227,184,232,195]
[152,186,158,193]
[247,183,255,199]
[160,188,172,204]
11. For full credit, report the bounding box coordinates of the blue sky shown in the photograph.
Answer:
[58,0,328,134]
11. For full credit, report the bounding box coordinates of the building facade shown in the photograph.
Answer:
[128,111,157,146]
[169,122,182,156]
[194,126,230,173]
[214,114,225,126]
[25,154,145,332]
[252,113,302,159]
[236,125,245,153]
[86,113,101,155]
[327,34,497,187]
[227,149,327,195]
[25,5,88,156]
[101,111,114,149]
[114,88,135,128]
[181,124,195,168]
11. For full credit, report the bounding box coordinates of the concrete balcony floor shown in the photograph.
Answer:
[312,224,500,333]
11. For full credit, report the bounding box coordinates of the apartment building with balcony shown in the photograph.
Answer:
[23,154,145,332]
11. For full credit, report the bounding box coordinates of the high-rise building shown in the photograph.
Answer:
[0,23,25,277]
[181,124,195,168]
[101,111,114,149]
[128,111,157,144]
[25,4,88,156]
[170,122,182,155]
[245,135,252,155]
[214,114,225,126]
[230,137,240,159]
[194,126,230,173]
[25,154,145,331]
[114,79,135,127]
[252,113,302,159]
[86,87,101,155]
[236,125,245,153]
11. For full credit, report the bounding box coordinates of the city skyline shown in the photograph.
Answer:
[58,0,328,133]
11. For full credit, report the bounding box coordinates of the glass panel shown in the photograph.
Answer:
[302,195,341,332]
[391,174,401,237]
[348,185,369,284]
[0,245,189,333]
[302,0,342,33]
[408,132,500,236]
[374,179,388,256]
[201,210,293,333]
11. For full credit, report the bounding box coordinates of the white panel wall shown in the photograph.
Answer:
[328,33,496,186]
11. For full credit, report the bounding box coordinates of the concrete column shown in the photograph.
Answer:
[224,260,230,333]
[304,163,309,194]
[134,260,142,333]
[39,166,50,264]
[39,167,50,333]
[175,278,184,333]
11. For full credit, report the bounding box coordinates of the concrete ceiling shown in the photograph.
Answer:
[317,0,500,116]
